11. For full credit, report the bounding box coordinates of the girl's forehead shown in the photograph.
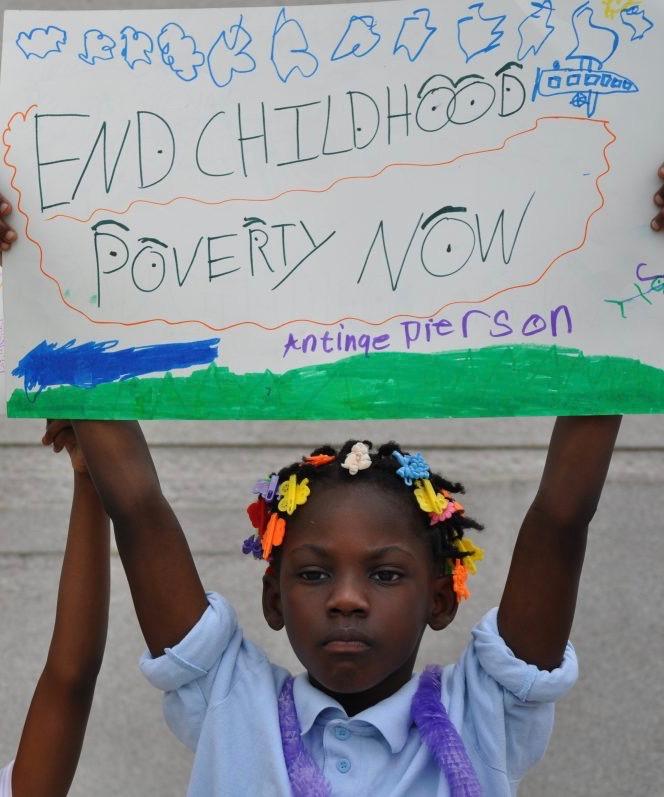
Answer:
[284,483,428,553]
[299,479,415,519]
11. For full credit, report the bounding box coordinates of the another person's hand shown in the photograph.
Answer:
[43,419,88,475]
[652,164,664,231]
[0,192,16,252]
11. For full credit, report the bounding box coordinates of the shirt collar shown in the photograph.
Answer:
[292,672,420,754]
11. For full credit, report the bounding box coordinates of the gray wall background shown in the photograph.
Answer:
[2,416,663,796]
[1,1,663,795]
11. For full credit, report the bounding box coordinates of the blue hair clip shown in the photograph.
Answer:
[392,451,430,486]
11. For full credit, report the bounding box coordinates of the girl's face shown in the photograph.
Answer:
[262,482,457,715]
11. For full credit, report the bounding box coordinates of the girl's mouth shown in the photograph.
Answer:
[323,639,371,654]
[321,629,373,653]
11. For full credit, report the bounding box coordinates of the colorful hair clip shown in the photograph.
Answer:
[303,453,336,467]
[278,474,311,515]
[253,473,279,503]
[262,513,286,559]
[247,497,270,536]
[431,494,464,524]
[414,479,446,515]
[341,442,372,475]
[242,534,263,560]
[452,559,471,601]
[430,504,457,525]
[393,451,430,486]
[454,537,484,575]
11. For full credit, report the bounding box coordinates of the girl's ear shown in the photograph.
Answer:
[428,574,458,631]
[262,571,285,630]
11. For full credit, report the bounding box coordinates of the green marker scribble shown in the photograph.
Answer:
[7,345,664,420]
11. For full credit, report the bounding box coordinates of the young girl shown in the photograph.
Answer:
[56,414,621,796]
[0,423,110,797]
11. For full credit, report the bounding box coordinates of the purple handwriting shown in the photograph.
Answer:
[282,304,572,358]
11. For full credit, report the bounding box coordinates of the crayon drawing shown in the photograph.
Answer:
[1,0,662,419]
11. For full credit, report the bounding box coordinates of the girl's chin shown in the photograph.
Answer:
[308,669,394,698]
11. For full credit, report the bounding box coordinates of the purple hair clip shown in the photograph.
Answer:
[392,451,430,486]
[253,473,279,503]
[242,534,263,560]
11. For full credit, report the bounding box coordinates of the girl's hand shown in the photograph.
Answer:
[0,192,17,252]
[652,163,664,231]
[43,419,88,475]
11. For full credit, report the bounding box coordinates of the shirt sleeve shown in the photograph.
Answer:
[139,591,258,751]
[0,761,13,797]
[446,607,578,784]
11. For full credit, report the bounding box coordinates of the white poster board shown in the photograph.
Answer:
[1,0,663,419]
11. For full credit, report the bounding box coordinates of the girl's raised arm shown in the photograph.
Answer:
[67,420,208,657]
[497,415,621,671]
[11,426,109,797]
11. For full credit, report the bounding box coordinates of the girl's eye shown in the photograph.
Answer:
[371,570,402,583]
[299,570,328,582]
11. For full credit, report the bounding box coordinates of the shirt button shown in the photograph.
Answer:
[336,758,351,774]
[334,726,351,740]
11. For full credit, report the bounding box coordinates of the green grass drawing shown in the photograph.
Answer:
[7,344,664,419]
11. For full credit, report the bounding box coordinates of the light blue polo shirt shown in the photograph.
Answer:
[140,593,577,796]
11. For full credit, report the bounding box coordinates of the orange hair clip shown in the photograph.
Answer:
[262,514,286,560]
[452,559,471,602]
[303,454,336,466]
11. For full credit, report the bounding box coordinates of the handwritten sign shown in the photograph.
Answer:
[1,0,662,419]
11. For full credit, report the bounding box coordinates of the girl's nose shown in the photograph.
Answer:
[325,576,370,616]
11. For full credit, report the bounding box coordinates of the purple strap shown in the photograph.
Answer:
[278,666,482,796]
[411,666,482,796]
[278,676,331,797]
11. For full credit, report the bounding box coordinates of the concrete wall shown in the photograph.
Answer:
[1,1,663,794]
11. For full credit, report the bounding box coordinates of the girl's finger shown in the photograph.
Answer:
[43,419,72,445]
[0,200,11,216]
[0,216,16,236]
[655,186,664,207]
[651,171,664,230]
[52,429,74,454]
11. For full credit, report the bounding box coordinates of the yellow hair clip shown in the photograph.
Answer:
[278,474,311,515]
[414,479,447,515]
[454,537,484,575]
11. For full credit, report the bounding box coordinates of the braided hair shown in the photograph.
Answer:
[244,441,484,581]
